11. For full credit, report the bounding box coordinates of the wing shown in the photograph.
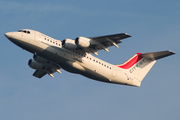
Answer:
[29,55,62,78]
[79,33,131,55]
[33,70,47,78]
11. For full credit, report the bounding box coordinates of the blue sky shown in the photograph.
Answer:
[0,0,179,119]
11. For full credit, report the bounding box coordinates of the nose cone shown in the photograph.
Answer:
[4,32,12,38]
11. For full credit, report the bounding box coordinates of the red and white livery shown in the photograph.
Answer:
[5,29,175,87]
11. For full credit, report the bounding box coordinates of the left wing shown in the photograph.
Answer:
[33,70,47,78]
[28,55,62,78]
[75,33,131,55]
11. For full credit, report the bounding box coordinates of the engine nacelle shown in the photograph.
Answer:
[62,39,77,50]
[28,59,44,70]
[75,37,91,48]
[33,55,49,63]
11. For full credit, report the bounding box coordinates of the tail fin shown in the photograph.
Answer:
[117,50,175,86]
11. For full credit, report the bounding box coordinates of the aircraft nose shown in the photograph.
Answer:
[4,32,12,38]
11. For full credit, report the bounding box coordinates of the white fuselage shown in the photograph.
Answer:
[5,29,140,86]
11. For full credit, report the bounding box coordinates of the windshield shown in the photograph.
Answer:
[17,30,30,34]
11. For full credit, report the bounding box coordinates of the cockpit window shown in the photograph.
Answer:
[18,30,23,32]
[17,30,30,34]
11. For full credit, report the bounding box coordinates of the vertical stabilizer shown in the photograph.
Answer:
[117,50,175,86]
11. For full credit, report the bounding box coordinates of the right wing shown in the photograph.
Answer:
[76,33,131,55]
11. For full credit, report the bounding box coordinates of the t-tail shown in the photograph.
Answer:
[117,50,175,87]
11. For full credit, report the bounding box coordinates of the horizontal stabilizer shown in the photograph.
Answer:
[140,50,175,60]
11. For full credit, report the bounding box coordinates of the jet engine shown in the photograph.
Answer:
[33,54,49,63]
[28,55,62,77]
[75,37,91,48]
[62,39,77,50]
[28,59,45,70]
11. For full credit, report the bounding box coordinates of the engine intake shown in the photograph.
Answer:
[28,59,45,70]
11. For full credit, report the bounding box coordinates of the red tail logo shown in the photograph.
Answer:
[117,53,143,69]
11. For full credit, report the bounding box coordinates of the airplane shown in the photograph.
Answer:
[4,29,175,87]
